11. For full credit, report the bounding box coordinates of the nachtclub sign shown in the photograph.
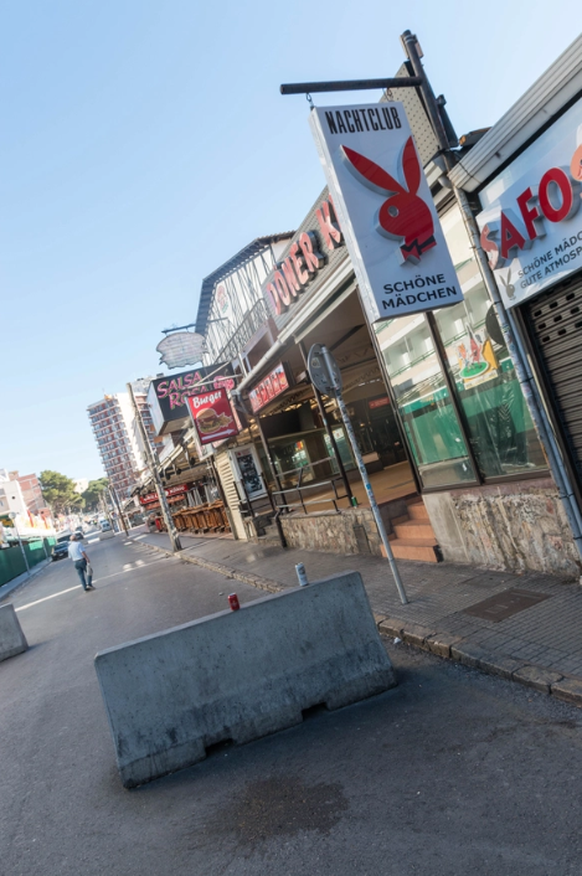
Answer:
[477,102,582,308]
[186,388,239,445]
[309,102,462,321]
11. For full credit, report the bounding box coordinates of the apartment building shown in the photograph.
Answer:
[87,385,154,499]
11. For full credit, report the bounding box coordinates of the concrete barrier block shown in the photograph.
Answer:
[0,604,28,661]
[95,570,396,788]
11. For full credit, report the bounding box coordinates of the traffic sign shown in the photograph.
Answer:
[307,344,342,397]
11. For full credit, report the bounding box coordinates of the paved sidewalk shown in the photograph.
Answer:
[127,527,582,706]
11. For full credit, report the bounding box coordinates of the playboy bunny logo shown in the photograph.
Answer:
[341,136,436,264]
[499,269,515,300]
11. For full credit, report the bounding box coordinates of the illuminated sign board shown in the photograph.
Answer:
[477,100,582,308]
[248,362,291,413]
[263,198,343,318]
[186,387,239,446]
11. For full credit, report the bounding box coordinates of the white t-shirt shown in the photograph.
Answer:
[68,540,85,562]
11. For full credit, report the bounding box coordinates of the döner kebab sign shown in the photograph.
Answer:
[186,388,239,445]
[308,102,463,320]
[264,197,344,318]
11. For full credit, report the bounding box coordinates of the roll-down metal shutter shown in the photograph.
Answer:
[524,275,582,485]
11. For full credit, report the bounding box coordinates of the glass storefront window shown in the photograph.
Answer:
[323,426,356,473]
[434,208,547,478]
[377,314,477,488]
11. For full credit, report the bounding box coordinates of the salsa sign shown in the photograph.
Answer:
[309,102,462,320]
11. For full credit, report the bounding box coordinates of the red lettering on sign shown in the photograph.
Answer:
[538,167,577,223]
[480,224,501,269]
[289,242,309,285]
[500,212,527,262]
[316,199,342,251]
[281,257,301,295]
[274,271,291,307]
[516,187,544,241]
[299,231,324,273]
[265,282,281,316]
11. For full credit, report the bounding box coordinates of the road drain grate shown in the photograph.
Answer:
[462,588,551,622]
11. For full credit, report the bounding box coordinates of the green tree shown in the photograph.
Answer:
[39,470,83,515]
[81,478,109,512]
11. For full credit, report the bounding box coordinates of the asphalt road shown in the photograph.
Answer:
[2,533,582,876]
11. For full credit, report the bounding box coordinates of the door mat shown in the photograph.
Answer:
[462,588,551,622]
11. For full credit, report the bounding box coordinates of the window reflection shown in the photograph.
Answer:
[377,314,477,488]
[435,207,546,478]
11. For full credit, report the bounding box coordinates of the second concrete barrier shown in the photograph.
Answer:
[0,604,28,662]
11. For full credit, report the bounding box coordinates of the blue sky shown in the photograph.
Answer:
[1,0,579,482]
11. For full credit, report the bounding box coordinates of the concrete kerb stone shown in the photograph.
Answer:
[512,665,564,694]
[401,623,437,651]
[376,617,404,639]
[551,675,582,705]
[425,634,465,659]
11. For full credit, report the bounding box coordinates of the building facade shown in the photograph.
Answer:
[87,388,152,500]
[189,35,582,576]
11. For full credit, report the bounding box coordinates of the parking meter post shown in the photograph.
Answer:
[320,346,409,605]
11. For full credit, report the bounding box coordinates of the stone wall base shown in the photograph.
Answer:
[280,507,383,556]
[276,478,581,576]
[423,478,581,576]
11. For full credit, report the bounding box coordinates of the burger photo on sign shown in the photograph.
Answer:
[195,407,233,436]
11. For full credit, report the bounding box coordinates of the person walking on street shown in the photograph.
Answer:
[67,533,95,592]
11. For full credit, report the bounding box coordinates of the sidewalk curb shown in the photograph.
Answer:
[377,616,582,707]
[137,540,284,595]
[132,536,582,709]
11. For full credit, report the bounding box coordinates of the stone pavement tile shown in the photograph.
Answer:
[508,643,551,662]
[512,665,564,693]
[515,646,556,664]
[537,646,571,665]
[549,655,582,674]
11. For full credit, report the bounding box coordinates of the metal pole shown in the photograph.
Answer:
[127,383,182,553]
[321,346,408,604]
[12,518,30,575]
[280,76,422,95]
[109,485,129,535]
